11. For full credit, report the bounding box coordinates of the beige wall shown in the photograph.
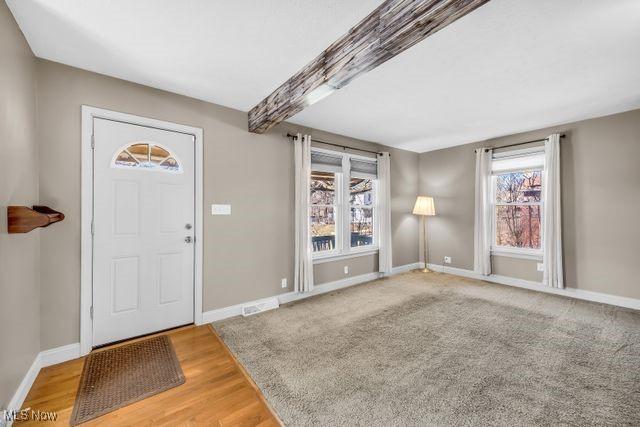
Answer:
[419,108,640,299]
[0,2,40,408]
[35,60,419,349]
[491,256,542,282]
[314,255,379,285]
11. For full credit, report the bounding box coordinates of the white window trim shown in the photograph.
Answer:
[490,153,544,261]
[313,249,379,264]
[491,246,543,261]
[310,147,379,260]
[492,145,544,159]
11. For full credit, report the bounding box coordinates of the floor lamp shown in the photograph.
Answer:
[413,196,436,273]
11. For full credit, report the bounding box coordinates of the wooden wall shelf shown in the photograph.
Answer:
[8,206,65,233]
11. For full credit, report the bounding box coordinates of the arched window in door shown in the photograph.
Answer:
[112,142,182,173]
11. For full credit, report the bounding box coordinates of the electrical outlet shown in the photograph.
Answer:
[537,263,544,272]
[444,256,452,264]
[281,278,287,288]
[344,265,349,275]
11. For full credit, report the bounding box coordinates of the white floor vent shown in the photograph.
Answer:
[241,297,279,317]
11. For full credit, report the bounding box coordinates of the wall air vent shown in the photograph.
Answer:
[241,297,279,317]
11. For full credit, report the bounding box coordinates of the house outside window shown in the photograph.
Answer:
[491,148,544,260]
[350,177,374,248]
[310,171,339,253]
[310,148,378,260]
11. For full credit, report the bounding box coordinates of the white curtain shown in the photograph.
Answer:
[473,148,492,276]
[542,134,564,288]
[294,134,314,293]
[377,152,393,275]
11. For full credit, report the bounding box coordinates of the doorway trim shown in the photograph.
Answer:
[80,105,204,356]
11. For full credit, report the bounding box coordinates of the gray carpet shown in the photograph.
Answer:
[213,272,640,426]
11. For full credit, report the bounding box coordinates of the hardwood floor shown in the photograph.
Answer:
[17,325,280,426]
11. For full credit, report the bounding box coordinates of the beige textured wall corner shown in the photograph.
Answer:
[418,108,640,299]
[0,1,40,408]
[35,60,419,349]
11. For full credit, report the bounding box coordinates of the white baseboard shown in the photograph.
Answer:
[203,262,421,323]
[39,343,81,368]
[279,271,381,305]
[427,263,478,279]
[3,342,81,425]
[427,263,640,311]
[391,262,423,275]
[4,354,40,426]
[202,296,281,323]
[203,272,381,323]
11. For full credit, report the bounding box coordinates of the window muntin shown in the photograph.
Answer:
[114,150,138,167]
[310,171,339,253]
[310,149,378,259]
[350,178,373,205]
[350,178,374,248]
[493,170,542,251]
[112,142,182,173]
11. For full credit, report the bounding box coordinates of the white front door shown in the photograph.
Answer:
[92,118,195,346]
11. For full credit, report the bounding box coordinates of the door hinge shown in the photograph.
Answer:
[91,220,95,235]
[90,306,94,319]
[91,133,95,149]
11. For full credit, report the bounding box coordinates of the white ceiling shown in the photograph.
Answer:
[8,0,640,152]
[6,0,383,110]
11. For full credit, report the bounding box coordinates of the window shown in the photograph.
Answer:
[310,149,377,259]
[310,171,339,253]
[491,149,544,257]
[112,142,182,173]
[350,177,374,248]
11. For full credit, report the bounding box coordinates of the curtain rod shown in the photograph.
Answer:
[286,133,386,156]
[480,134,566,153]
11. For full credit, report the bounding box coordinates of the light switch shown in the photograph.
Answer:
[211,204,231,215]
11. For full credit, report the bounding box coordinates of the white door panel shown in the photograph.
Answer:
[113,180,140,236]
[158,252,183,304]
[111,256,140,313]
[93,118,195,346]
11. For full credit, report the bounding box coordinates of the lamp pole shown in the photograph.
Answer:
[422,215,431,273]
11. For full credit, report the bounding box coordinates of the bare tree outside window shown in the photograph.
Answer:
[495,171,542,249]
[350,178,374,247]
[310,171,336,252]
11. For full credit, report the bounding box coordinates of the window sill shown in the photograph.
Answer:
[313,248,379,264]
[491,246,542,261]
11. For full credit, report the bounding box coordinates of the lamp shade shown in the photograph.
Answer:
[413,196,435,216]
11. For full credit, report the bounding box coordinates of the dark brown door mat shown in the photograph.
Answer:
[70,335,185,425]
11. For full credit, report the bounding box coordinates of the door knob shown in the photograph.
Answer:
[185,223,192,230]
[184,236,192,243]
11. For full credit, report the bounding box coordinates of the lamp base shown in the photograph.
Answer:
[412,267,433,273]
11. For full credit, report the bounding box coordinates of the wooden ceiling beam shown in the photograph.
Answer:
[248,0,490,134]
